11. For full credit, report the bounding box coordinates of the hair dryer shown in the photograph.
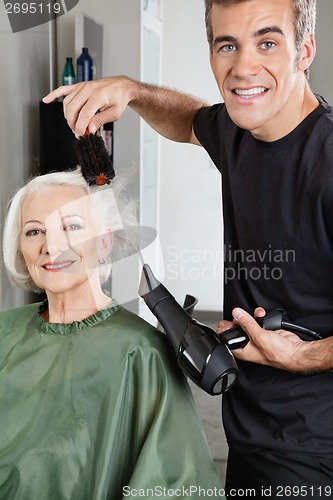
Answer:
[138,263,238,395]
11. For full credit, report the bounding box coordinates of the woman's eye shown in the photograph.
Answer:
[64,223,81,231]
[26,229,44,237]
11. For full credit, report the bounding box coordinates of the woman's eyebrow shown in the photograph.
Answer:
[61,214,85,220]
[23,219,43,226]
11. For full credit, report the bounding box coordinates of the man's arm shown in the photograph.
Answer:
[225,308,333,373]
[43,76,207,144]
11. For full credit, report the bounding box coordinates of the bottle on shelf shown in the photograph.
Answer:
[76,47,93,82]
[102,122,114,160]
[62,57,76,85]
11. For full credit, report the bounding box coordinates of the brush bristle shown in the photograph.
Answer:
[74,133,115,186]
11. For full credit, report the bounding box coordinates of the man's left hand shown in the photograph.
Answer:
[224,307,313,372]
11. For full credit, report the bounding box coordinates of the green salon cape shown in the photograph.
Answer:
[0,302,223,499]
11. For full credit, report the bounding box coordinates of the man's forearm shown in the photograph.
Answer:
[127,78,207,144]
[298,337,333,373]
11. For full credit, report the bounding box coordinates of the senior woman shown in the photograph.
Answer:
[0,168,223,500]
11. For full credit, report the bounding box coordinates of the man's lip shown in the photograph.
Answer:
[232,86,268,97]
[41,260,76,271]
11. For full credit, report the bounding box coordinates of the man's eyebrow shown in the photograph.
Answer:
[254,26,286,38]
[213,26,285,46]
[213,35,237,46]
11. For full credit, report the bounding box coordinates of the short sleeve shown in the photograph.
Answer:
[193,103,227,172]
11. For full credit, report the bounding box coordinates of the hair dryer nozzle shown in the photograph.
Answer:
[139,263,162,295]
[139,264,193,352]
[139,264,238,395]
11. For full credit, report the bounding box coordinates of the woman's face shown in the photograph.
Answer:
[20,185,111,295]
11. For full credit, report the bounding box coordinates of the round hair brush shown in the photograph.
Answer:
[74,132,115,186]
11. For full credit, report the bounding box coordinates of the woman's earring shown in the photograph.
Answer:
[99,257,106,265]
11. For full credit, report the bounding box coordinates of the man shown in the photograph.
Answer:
[44,0,333,496]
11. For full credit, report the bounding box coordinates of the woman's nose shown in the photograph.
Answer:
[42,229,70,258]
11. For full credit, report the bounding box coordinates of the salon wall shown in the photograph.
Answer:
[0,0,140,312]
[0,5,51,310]
[159,0,333,313]
[55,0,223,312]
[1,0,332,313]
[0,0,222,314]
[159,0,223,312]
[54,0,333,315]
[309,0,333,103]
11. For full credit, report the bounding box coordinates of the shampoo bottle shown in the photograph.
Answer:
[76,47,93,82]
[62,57,75,85]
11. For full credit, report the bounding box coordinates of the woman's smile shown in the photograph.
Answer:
[41,260,77,272]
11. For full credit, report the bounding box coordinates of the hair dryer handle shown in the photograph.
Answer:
[222,309,284,349]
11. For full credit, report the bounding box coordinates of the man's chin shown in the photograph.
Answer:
[229,115,265,134]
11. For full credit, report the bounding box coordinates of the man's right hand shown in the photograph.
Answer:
[43,76,134,138]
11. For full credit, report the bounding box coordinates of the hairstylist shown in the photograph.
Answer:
[44,0,333,497]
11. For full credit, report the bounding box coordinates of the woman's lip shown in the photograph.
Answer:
[42,261,75,271]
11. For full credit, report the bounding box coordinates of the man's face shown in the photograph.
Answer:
[209,0,314,141]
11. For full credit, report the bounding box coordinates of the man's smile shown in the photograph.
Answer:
[232,86,268,99]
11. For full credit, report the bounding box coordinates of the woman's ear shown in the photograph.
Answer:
[297,33,316,73]
[99,227,113,259]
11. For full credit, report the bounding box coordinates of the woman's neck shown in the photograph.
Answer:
[41,287,112,324]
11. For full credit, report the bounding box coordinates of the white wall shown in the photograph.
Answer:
[56,0,142,182]
[159,0,333,313]
[1,0,332,313]
[56,0,224,313]
[56,1,122,82]
[309,0,333,103]
[0,5,51,309]
[53,0,333,314]
[160,0,223,311]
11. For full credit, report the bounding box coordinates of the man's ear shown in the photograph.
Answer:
[99,227,113,259]
[297,33,316,72]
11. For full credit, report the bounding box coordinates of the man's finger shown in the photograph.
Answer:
[232,308,264,342]
[254,306,266,318]
[216,319,236,334]
[42,84,76,103]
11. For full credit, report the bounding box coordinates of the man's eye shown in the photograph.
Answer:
[260,41,275,50]
[221,44,237,52]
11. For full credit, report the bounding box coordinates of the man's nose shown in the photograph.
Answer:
[231,48,261,79]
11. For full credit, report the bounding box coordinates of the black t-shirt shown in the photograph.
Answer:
[194,96,333,454]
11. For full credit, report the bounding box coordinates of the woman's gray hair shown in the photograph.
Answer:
[3,167,138,293]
